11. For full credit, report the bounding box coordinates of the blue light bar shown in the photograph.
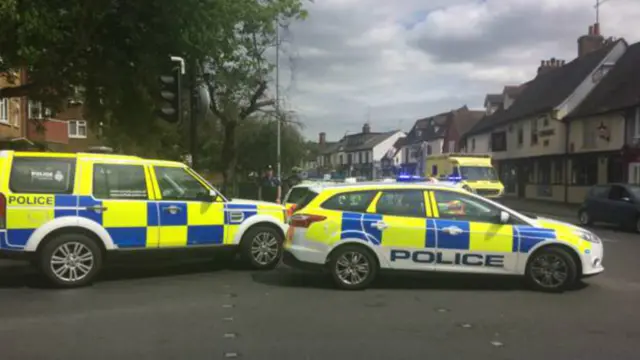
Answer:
[396,175,427,182]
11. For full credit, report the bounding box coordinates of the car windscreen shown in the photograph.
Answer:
[459,166,498,181]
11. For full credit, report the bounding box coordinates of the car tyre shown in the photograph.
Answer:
[578,209,592,226]
[240,225,283,270]
[328,245,378,290]
[525,246,578,293]
[39,233,103,288]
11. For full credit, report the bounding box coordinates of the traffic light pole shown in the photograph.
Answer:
[189,59,198,170]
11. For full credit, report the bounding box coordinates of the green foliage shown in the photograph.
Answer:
[200,115,307,178]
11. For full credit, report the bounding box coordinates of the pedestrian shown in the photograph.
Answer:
[257,165,282,203]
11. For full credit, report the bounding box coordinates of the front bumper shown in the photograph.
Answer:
[581,241,604,276]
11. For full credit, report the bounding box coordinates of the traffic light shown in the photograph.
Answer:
[157,69,181,123]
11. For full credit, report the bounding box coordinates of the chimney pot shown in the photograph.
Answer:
[319,132,326,145]
[540,60,545,66]
[588,25,593,35]
[593,23,600,36]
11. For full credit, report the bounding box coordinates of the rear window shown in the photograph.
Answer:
[9,157,76,194]
[291,189,319,211]
[321,191,377,213]
[285,187,312,204]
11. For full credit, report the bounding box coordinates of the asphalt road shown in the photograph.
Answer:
[0,221,639,360]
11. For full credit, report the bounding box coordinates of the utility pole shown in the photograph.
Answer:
[275,17,282,202]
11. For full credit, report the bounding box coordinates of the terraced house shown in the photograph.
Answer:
[315,123,405,180]
[462,23,639,204]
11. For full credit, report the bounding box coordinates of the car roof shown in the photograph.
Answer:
[296,181,463,193]
[2,150,185,167]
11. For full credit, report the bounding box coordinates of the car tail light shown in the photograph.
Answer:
[286,204,297,220]
[289,213,326,228]
[0,193,6,229]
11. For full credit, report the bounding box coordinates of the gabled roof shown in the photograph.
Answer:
[336,130,402,152]
[405,106,469,145]
[484,94,503,106]
[503,85,523,98]
[450,110,485,138]
[568,41,640,118]
[318,141,339,155]
[466,41,618,136]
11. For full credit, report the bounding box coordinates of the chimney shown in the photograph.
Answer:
[578,23,605,57]
[362,123,371,134]
[319,132,326,145]
[537,57,565,75]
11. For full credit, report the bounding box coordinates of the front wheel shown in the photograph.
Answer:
[525,247,578,293]
[578,209,592,226]
[328,245,378,290]
[240,225,283,270]
[39,234,103,288]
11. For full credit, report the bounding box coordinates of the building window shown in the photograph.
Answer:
[365,151,370,163]
[531,119,538,145]
[358,152,363,164]
[536,159,551,184]
[553,160,564,184]
[28,100,43,119]
[0,98,8,123]
[490,131,507,152]
[571,156,598,186]
[69,120,88,138]
[471,138,476,152]
[517,125,523,146]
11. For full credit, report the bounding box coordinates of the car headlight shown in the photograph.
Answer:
[574,229,601,243]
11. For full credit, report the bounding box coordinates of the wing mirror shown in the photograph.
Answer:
[196,189,221,202]
[621,197,632,203]
[499,210,510,224]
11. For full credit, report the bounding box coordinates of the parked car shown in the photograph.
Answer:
[578,183,640,232]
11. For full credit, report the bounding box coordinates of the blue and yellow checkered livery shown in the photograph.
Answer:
[0,193,276,250]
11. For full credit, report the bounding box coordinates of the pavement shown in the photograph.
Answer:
[0,210,639,359]
[496,197,580,224]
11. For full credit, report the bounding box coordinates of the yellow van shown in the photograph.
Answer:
[425,153,504,198]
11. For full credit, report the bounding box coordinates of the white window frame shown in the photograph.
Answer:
[0,98,8,124]
[634,107,640,139]
[68,120,88,139]
[28,100,43,119]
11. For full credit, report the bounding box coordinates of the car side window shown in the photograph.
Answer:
[432,190,502,223]
[9,157,76,194]
[93,164,148,200]
[375,190,425,218]
[321,191,377,213]
[154,166,210,201]
[589,185,610,198]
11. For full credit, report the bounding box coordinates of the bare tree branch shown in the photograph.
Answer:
[239,80,270,119]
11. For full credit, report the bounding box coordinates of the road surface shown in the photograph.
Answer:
[0,221,638,360]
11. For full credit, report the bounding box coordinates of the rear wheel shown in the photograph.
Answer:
[39,234,103,288]
[328,245,378,290]
[240,225,283,270]
[525,247,578,293]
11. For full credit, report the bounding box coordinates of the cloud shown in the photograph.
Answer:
[274,0,640,141]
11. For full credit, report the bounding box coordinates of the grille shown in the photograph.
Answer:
[476,189,500,197]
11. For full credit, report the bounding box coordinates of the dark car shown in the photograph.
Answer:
[578,183,640,232]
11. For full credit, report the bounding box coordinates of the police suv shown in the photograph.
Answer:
[283,179,604,292]
[0,151,287,287]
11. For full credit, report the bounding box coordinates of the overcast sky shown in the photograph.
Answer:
[270,0,640,142]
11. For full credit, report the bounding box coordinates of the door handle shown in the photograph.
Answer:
[163,205,182,214]
[442,226,463,235]
[85,205,107,213]
[371,221,388,230]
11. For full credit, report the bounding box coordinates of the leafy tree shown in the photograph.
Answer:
[0,0,307,163]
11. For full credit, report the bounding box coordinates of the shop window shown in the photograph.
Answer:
[553,160,564,184]
[571,156,598,186]
[537,160,551,185]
